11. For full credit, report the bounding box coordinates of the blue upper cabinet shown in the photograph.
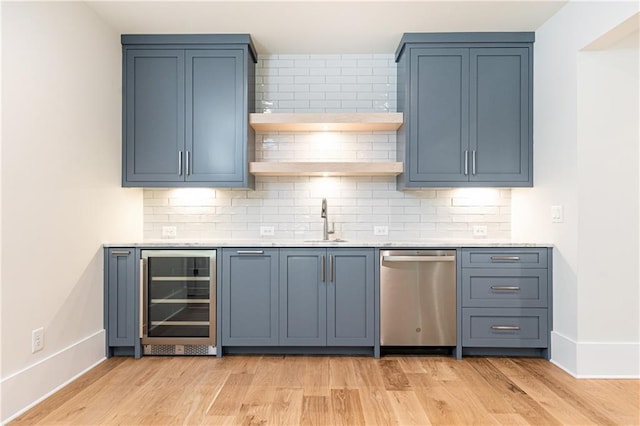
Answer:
[396,33,534,188]
[122,35,257,188]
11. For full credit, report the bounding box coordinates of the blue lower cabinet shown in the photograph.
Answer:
[221,249,279,346]
[279,248,374,347]
[104,248,140,358]
[460,247,552,358]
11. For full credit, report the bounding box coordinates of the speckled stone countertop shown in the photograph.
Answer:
[104,239,553,248]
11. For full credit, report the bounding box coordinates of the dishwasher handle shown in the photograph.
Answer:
[382,255,456,262]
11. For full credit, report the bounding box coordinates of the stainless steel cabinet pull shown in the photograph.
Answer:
[321,255,326,282]
[111,250,131,256]
[330,255,334,282]
[178,151,183,176]
[464,150,469,175]
[139,259,146,339]
[186,151,191,176]
[472,150,477,175]
[383,255,456,262]
[491,256,520,261]
[490,286,521,291]
[491,325,520,331]
[236,250,264,255]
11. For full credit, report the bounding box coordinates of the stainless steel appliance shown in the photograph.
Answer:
[140,250,216,355]
[380,250,456,347]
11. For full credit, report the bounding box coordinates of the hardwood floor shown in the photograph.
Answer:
[11,355,640,425]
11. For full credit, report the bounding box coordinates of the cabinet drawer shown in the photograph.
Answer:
[462,308,548,347]
[461,248,548,268]
[462,269,548,308]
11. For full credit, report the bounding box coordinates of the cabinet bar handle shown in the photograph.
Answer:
[178,151,183,176]
[186,151,191,176]
[490,286,521,291]
[491,325,520,331]
[472,150,477,175]
[111,250,131,256]
[383,255,455,262]
[329,255,334,282]
[464,150,469,175]
[491,256,520,261]
[321,255,325,282]
[139,259,146,339]
[236,250,264,255]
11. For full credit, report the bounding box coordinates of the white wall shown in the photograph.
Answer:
[0,2,142,422]
[576,28,639,375]
[512,2,639,376]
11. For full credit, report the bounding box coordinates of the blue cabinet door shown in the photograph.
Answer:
[186,50,247,185]
[222,249,279,346]
[407,48,469,184]
[470,48,530,184]
[279,249,326,346]
[125,50,185,183]
[327,249,374,346]
[106,248,137,349]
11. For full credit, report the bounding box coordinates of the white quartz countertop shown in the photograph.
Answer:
[104,239,553,248]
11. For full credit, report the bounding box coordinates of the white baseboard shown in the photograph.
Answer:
[1,330,106,424]
[551,331,640,378]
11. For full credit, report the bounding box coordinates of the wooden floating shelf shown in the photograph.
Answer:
[249,161,403,177]
[249,112,403,132]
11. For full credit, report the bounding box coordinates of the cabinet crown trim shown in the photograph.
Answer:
[121,34,258,63]
[395,32,535,61]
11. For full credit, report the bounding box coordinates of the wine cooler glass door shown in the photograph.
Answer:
[141,250,216,346]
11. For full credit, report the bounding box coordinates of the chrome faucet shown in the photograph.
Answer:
[321,198,335,241]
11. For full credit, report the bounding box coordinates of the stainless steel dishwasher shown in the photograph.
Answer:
[380,250,456,347]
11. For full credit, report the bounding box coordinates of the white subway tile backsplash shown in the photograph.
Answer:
[143,54,511,242]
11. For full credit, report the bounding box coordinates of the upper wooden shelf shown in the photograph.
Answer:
[249,112,403,132]
[249,161,403,177]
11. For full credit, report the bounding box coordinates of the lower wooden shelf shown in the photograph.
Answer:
[249,161,403,177]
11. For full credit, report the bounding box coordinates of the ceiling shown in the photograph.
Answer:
[86,0,568,54]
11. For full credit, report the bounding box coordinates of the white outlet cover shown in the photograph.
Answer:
[162,226,177,238]
[473,225,488,237]
[32,327,44,353]
[260,226,275,236]
[374,226,389,236]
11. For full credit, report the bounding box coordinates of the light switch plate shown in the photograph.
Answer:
[551,205,564,223]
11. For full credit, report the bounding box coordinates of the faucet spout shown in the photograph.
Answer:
[321,198,334,240]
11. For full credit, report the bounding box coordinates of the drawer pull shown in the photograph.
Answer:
[491,256,520,261]
[111,250,131,256]
[491,325,521,331]
[490,286,521,291]
[236,250,264,255]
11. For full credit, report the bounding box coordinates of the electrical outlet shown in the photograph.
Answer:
[32,327,44,353]
[175,345,185,355]
[472,225,488,237]
[162,226,177,238]
[260,226,275,236]
[374,226,389,236]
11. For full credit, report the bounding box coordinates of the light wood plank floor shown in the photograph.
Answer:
[11,355,640,425]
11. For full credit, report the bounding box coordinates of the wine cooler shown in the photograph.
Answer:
[140,250,216,355]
